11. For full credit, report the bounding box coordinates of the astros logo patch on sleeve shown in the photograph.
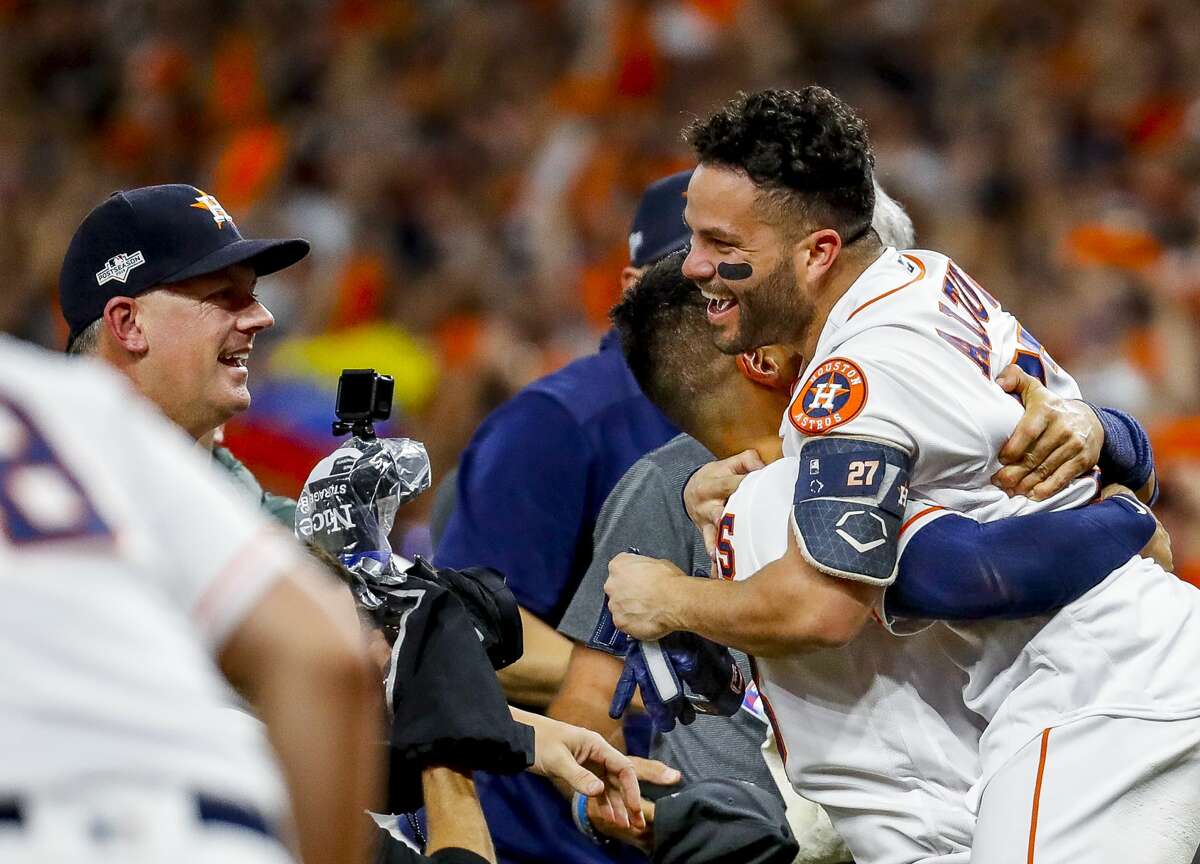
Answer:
[789,357,869,435]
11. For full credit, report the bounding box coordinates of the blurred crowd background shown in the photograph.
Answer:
[2,0,1198,580]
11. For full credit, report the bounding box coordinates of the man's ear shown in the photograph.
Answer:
[737,348,793,391]
[792,228,842,285]
[101,296,148,354]
[763,345,803,389]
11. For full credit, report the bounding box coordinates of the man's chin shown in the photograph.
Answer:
[709,324,753,356]
[217,385,252,420]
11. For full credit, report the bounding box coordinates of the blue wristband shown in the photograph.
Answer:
[571,792,606,845]
[1085,402,1155,492]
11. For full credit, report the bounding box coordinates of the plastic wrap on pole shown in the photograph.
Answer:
[295,436,432,609]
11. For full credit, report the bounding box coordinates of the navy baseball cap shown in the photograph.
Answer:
[59,184,310,348]
[653,778,798,864]
[628,169,693,268]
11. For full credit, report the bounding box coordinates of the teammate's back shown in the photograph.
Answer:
[0,341,283,804]
[0,336,381,864]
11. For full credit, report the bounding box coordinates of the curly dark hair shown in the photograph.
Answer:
[686,87,876,237]
[610,251,736,433]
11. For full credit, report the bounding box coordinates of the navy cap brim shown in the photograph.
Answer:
[161,237,310,284]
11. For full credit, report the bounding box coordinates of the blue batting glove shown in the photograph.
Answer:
[609,638,695,732]
[661,631,746,718]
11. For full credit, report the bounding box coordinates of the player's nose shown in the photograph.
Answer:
[682,245,716,282]
[239,300,275,334]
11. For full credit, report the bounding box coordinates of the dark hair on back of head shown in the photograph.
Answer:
[610,251,730,432]
[686,87,875,237]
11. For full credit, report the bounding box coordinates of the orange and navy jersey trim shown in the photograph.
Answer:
[748,656,789,766]
[847,253,927,322]
[1027,728,1052,864]
[899,505,946,537]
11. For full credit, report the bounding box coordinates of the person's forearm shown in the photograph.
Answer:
[544,646,627,798]
[546,690,625,745]
[670,554,873,657]
[256,649,383,864]
[546,662,626,747]
[496,607,572,707]
[890,497,1157,620]
[423,767,496,862]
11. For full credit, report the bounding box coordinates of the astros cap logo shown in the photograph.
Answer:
[190,189,233,229]
[789,357,869,435]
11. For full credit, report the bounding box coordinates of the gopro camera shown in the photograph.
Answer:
[333,368,394,439]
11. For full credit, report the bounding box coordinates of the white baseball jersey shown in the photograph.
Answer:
[723,457,979,864]
[0,336,298,815]
[779,248,1200,799]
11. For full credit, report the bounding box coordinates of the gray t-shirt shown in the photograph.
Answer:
[558,433,777,795]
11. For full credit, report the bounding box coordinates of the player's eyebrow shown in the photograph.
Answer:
[697,226,743,246]
[682,208,744,247]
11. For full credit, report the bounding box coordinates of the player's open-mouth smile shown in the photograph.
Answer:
[218,349,250,370]
[701,288,739,324]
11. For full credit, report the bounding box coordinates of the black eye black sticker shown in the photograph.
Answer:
[717,262,753,280]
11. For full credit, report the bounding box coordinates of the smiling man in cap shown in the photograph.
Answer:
[59,184,309,524]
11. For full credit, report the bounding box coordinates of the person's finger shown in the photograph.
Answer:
[1100,482,1135,500]
[594,791,616,826]
[1147,525,1174,573]
[706,471,750,500]
[701,521,718,557]
[613,762,643,822]
[559,756,604,798]
[1012,418,1068,479]
[583,733,641,798]
[998,363,1043,402]
[728,448,765,474]
[1028,455,1090,502]
[629,791,647,831]
[631,810,646,832]
[1015,440,1074,498]
[991,463,1032,492]
[643,799,656,824]
[604,783,630,829]
[995,364,1025,394]
[998,409,1050,467]
[1011,428,1072,496]
[608,661,637,720]
[630,756,682,786]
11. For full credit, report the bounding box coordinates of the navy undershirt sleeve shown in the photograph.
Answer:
[889,496,1156,620]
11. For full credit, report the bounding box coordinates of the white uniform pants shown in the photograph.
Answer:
[0,782,295,864]
[972,714,1200,864]
[761,727,853,864]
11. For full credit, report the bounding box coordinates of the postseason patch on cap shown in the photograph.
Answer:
[95,251,145,286]
[789,357,868,435]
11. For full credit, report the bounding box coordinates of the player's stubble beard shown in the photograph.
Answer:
[712,253,814,356]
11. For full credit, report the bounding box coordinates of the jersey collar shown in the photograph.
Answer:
[815,247,922,349]
[824,247,898,331]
